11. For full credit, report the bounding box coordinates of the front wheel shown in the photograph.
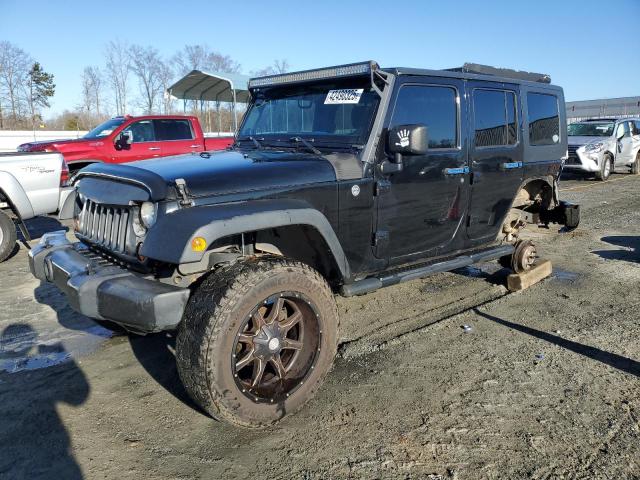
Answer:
[595,154,612,181]
[0,210,17,262]
[176,257,339,428]
[631,152,640,175]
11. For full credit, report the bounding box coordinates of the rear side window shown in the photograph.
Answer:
[390,85,458,149]
[473,89,518,147]
[527,93,560,145]
[154,119,194,141]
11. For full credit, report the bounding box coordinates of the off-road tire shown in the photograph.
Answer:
[176,256,339,428]
[595,154,612,181]
[631,152,640,175]
[0,210,17,262]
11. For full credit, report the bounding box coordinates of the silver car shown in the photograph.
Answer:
[564,118,640,180]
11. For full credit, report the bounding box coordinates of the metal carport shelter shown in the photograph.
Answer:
[167,70,251,132]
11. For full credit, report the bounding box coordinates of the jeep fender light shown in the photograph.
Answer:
[191,237,207,252]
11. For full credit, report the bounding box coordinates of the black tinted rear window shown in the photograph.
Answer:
[527,93,560,146]
[154,119,193,141]
[473,89,518,147]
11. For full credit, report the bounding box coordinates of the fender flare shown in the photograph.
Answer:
[140,199,351,279]
[0,171,35,219]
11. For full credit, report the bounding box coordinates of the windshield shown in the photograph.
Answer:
[567,122,614,137]
[238,82,379,147]
[83,118,126,139]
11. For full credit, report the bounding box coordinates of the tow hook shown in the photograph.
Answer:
[175,178,194,208]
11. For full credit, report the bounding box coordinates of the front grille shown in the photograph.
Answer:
[566,145,581,165]
[78,199,133,255]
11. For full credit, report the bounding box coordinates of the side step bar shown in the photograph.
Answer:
[340,244,515,297]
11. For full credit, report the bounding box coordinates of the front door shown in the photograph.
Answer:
[375,78,469,260]
[614,121,634,165]
[114,119,162,163]
[466,82,524,243]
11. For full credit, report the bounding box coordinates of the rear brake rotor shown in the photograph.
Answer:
[511,240,537,273]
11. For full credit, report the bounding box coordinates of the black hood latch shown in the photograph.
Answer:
[175,178,194,208]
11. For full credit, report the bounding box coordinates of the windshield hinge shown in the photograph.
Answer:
[371,67,390,98]
[175,178,194,208]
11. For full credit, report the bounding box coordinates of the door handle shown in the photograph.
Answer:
[501,161,523,170]
[190,144,199,148]
[148,147,160,151]
[444,166,469,175]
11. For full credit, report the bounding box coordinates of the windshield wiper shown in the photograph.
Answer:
[249,136,264,149]
[290,136,321,155]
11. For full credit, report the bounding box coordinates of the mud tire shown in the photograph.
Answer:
[176,256,339,428]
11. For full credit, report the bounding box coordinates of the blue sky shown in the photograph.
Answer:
[2,0,639,115]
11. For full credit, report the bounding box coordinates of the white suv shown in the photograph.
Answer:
[565,118,640,180]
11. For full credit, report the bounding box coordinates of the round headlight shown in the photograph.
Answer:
[140,202,157,228]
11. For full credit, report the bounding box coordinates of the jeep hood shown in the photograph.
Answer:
[75,150,338,201]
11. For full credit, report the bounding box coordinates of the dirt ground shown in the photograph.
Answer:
[1,173,639,480]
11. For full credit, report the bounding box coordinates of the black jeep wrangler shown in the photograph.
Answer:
[30,61,579,427]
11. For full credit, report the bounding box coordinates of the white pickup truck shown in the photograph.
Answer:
[0,152,69,261]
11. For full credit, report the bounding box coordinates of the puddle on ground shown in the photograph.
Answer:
[0,322,113,374]
[552,269,580,282]
[454,262,505,279]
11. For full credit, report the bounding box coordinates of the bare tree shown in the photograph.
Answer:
[0,41,31,127]
[252,59,290,77]
[157,60,175,114]
[85,66,102,117]
[104,40,130,115]
[173,44,240,75]
[130,45,165,114]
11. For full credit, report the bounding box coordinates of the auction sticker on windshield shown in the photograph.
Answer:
[325,89,364,104]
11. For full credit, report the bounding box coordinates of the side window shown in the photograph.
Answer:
[122,120,155,143]
[634,120,640,135]
[473,89,518,147]
[390,85,457,149]
[527,93,560,146]
[154,119,194,141]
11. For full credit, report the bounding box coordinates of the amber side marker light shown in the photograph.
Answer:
[191,237,207,252]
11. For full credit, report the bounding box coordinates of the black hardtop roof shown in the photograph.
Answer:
[384,65,562,90]
[247,60,562,92]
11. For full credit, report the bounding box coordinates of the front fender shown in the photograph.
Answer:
[0,171,35,219]
[140,199,350,278]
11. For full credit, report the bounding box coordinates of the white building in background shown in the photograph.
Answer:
[566,96,640,122]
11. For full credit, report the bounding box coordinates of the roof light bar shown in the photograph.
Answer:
[248,61,377,89]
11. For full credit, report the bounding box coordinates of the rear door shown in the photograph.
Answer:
[154,119,199,156]
[116,119,162,162]
[466,82,523,243]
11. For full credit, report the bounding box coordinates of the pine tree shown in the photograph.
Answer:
[27,62,55,129]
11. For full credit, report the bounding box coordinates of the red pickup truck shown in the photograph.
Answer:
[17,115,233,170]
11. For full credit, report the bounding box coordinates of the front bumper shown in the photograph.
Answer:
[29,231,189,333]
[564,148,602,173]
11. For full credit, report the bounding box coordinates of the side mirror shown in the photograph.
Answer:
[388,124,429,161]
[381,124,428,174]
[615,126,625,140]
[115,131,132,150]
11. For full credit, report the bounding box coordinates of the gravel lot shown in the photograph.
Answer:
[1,173,639,479]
